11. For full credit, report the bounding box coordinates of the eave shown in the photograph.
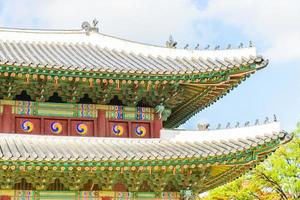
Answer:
[0,122,291,192]
[0,26,268,128]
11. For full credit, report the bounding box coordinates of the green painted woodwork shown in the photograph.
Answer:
[12,100,97,118]
[105,105,154,121]
[0,138,281,193]
[0,64,259,128]
[0,65,249,82]
[0,190,180,199]
[3,99,156,121]
[105,111,153,121]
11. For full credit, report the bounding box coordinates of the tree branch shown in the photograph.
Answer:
[257,171,288,200]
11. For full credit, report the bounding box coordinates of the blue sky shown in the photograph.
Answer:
[0,0,299,131]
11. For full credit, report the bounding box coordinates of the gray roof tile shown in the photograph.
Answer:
[0,39,262,74]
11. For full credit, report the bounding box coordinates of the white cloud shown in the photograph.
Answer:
[0,0,201,46]
[0,0,299,62]
[199,0,300,62]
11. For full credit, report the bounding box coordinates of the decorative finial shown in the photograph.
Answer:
[226,122,230,128]
[255,119,259,125]
[92,19,99,27]
[82,21,91,31]
[81,19,99,35]
[195,44,200,50]
[249,41,253,47]
[273,114,277,122]
[166,35,177,48]
[264,117,269,124]
[197,122,209,131]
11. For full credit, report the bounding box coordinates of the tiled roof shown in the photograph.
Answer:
[0,122,290,192]
[0,123,288,162]
[0,27,267,74]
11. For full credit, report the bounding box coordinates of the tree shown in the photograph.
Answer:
[202,123,300,200]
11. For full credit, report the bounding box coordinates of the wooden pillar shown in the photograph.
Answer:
[153,115,162,138]
[97,110,106,137]
[2,105,13,133]
[128,121,132,138]
[41,117,45,135]
[0,108,2,132]
[67,118,71,136]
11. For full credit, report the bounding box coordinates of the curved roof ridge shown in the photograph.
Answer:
[161,122,281,142]
[0,26,84,34]
[0,26,257,59]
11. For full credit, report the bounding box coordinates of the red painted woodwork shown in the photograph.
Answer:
[131,122,151,138]
[2,105,13,133]
[101,197,111,200]
[0,102,163,138]
[15,117,41,135]
[70,120,95,137]
[112,182,128,192]
[153,114,162,138]
[0,113,2,132]
[107,121,129,138]
[97,110,106,137]
[0,196,11,200]
[44,119,68,136]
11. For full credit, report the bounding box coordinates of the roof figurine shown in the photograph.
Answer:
[81,19,99,34]
[249,40,253,47]
[226,122,231,128]
[165,35,177,48]
[273,114,278,122]
[238,42,243,48]
[197,122,210,131]
[255,119,260,125]
[214,45,220,50]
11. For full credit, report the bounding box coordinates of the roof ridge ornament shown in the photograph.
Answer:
[197,122,209,131]
[81,19,99,35]
[204,45,210,50]
[238,42,243,48]
[209,115,278,130]
[273,114,277,122]
[166,35,177,48]
[249,41,253,47]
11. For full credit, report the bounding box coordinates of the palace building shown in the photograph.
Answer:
[0,22,290,199]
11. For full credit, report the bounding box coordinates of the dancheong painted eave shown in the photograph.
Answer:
[0,122,291,193]
[0,24,269,128]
